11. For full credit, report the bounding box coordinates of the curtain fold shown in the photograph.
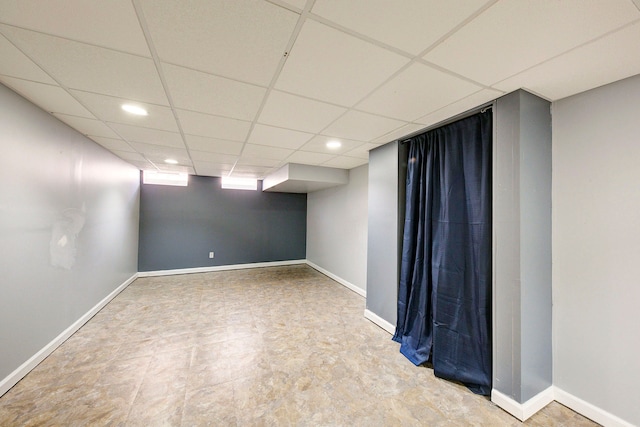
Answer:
[393,111,492,395]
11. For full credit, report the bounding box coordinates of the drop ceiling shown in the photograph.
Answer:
[1,0,639,179]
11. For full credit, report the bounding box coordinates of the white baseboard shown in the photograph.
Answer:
[0,273,138,397]
[554,386,635,427]
[491,386,554,421]
[305,261,366,297]
[364,309,395,334]
[137,259,307,277]
[492,386,635,426]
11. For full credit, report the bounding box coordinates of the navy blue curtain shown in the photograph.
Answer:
[392,111,492,395]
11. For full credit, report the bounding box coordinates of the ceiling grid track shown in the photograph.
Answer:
[229,0,318,177]
[491,16,640,98]
[131,0,197,175]
[0,25,155,167]
[1,1,639,179]
[308,0,501,146]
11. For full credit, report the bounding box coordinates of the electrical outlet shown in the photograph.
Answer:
[209,252,214,259]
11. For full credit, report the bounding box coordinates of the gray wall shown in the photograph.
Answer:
[552,75,640,426]
[366,142,404,325]
[493,90,553,403]
[138,175,306,271]
[0,84,140,383]
[307,164,368,292]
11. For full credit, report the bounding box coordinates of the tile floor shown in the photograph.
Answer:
[0,265,598,426]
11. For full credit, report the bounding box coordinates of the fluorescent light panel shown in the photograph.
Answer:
[221,176,258,191]
[326,140,342,149]
[121,104,148,116]
[143,170,188,186]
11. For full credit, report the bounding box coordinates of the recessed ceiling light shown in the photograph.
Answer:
[121,104,148,116]
[326,140,342,149]
[164,158,178,164]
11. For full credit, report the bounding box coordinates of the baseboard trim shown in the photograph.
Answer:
[492,385,634,425]
[491,386,554,421]
[137,259,307,277]
[305,261,366,297]
[0,273,138,397]
[554,387,635,427]
[364,309,395,334]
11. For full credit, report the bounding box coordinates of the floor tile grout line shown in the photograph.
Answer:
[0,265,598,426]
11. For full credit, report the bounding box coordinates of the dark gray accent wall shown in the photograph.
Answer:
[366,141,404,326]
[494,90,552,403]
[0,84,140,385]
[138,175,306,271]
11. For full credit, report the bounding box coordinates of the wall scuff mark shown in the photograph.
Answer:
[49,206,85,270]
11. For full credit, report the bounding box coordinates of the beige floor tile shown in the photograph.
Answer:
[181,382,238,427]
[0,265,599,426]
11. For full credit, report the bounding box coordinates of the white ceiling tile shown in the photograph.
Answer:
[414,90,495,127]
[126,159,155,170]
[358,63,482,121]
[0,77,94,117]
[343,143,380,160]
[286,151,335,165]
[53,114,119,138]
[111,150,147,162]
[177,109,251,141]
[237,156,281,167]
[414,89,502,127]
[311,0,489,55]
[424,0,640,86]
[192,160,233,177]
[129,143,191,164]
[155,164,195,174]
[275,20,408,106]
[0,26,168,104]
[323,110,406,141]
[371,123,427,144]
[190,151,239,164]
[282,0,307,10]
[109,123,184,148]
[162,64,266,120]
[184,135,244,155]
[321,155,368,169]
[301,135,364,155]
[3,1,639,178]
[494,22,640,101]
[247,124,314,149]
[139,0,298,85]
[70,90,178,132]
[258,90,347,133]
[90,136,135,152]
[231,165,273,178]
[146,157,193,168]
[0,34,56,84]
[0,0,149,56]
[242,144,294,161]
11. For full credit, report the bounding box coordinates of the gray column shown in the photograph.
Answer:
[365,141,407,329]
[493,90,553,409]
